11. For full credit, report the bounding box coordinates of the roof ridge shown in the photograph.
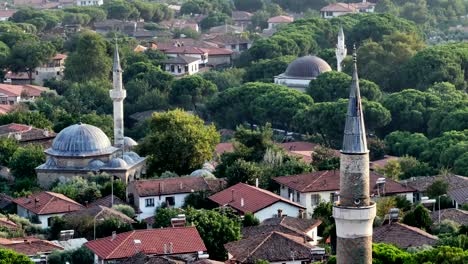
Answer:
[241,232,273,262]
[37,192,55,214]
[301,171,330,192]
[396,223,438,240]
[105,230,136,259]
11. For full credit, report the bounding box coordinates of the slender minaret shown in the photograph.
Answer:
[333,46,376,264]
[336,25,347,72]
[110,43,126,149]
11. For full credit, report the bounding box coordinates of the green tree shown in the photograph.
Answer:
[225,159,264,186]
[8,40,55,83]
[234,0,264,12]
[201,68,245,92]
[153,207,182,228]
[244,56,295,82]
[0,138,18,166]
[0,111,52,130]
[137,109,220,176]
[200,12,231,30]
[9,145,45,179]
[52,177,102,204]
[101,179,126,201]
[398,155,434,179]
[64,31,111,82]
[170,75,217,111]
[412,246,468,264]
[0,248,33,264]
[187,208,241,260]
[372,243,411,264]
[242,212,260,227]
[95,217,133,239]
[454,153,468,176]
[426,180,448,198]
[311,146,339,171]
[102,0,139,20]
[402,204,432,231]
[112,204,135,218]
[307,71,382,102]
[384,131,429,158]
[375,160,402,180]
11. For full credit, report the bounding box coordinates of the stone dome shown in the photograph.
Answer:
[108,157,128,168]
[190,169,216,179]
[89,159,105,170]
[46,124,118,157]
[284,56,331,78]
[124,137,138,148]
[122,154,135,165]
[202,162,215,173]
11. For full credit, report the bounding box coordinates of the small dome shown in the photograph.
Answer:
[190,169,215,179]
[126,151,141,161]
[45,157,56,166]
[122,154,135,165]
[284,56,331,79]
[202,162,215,172]
[89,159,105,170]
[47,124,117,157]
[124,137,138,147]
[108,158,128,168]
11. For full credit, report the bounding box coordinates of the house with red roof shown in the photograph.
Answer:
[164,46,209,65]
[127,176,226,220]
[320,1,375,19]
[13,191,84,229]
[85,227,208,263]
[373,222,438,249]
[267,15,294,30]
[35,53,67,85]
[208,182,305,222]
[0,237,63,262]
[0,83,48,105]
[274,171,416,216]
[0,123,56,147]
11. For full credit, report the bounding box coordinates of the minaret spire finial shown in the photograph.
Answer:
[342,45,368,154]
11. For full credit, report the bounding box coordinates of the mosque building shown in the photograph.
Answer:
[36,45,146,189]
[273,26,347,92]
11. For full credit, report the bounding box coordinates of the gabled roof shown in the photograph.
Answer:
[164,46,207,55]
[403,175,468,199]
[274,171,415,195]
[208,183,304,214]
[0,123,55,142]
[267,15,294,23]
[0,237,63,256]
[279,141,339,163]
[243,216,321,241]
[0,84,48,97]
[373,222,438,249]
[225,231,317,263]
[205,34,251,45]
[129,176,225,197]
[204,47,233,56]
[430,208,468,225]
[320,3,356,12]
[163,55,200,64]
[0,104,14,114]
[63,205,135,224]
[13,191,84,215]
[85,227,207,260]
[88,194,126,208]
[232,11,253,21]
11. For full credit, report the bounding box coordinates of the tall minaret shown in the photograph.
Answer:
[110,43,126,149]
[336,25,346,72]
[333,47,376,264]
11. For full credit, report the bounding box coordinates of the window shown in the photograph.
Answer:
[145,198,155,207]
[231,44,236,50]
[165,196,175,207]
[296,192,300,203]
[184,65,189,72]
[288,188,293,200]
[311,194,320,206]
[326,11,333,17]
[170,65,175,72]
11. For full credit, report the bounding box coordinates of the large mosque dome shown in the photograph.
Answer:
[45,123,118,157]
[284,56,332,79]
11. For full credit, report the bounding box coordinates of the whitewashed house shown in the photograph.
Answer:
[274,171,416,216]
[127,176,225,220]
[35,54,67,85]
[13,192,84,229]
[209,182,305,222]
[163,46,208,65]
[163,55,201,76]
[320,1,375,19]
[76,0,103,6]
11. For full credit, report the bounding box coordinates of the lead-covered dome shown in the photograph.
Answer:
[46,124,118,157]
[284,56,331,78]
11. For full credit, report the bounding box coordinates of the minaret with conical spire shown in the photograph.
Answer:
[110,42,126,149]
[333,46,376,264]
[336,25,346,72]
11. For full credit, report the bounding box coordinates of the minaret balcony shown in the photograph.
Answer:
[110,89,127,100]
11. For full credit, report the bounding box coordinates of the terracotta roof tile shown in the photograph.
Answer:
[88,194,127,208]
[164,46,207,55]
[231,11,253,21]
[0,83,48,97]
[85,227,207,260]
[267,16,294,23]
[243,216,321,241]
[63,205,135,224]
[0,104,14,114]
[0,238,63,256]
[13,191,84,215]
[129,177,225,197]
[430,208,468,225]
[403,174,468,195]
[214,142,234,155]
[0,123,55,142]
[208,183,304,214]
[373,222,438,248]
[274,170,416,195]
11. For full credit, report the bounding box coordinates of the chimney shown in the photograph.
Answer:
[240,198,244,207]
[164,243,167,254]
[34,198,39,207]
[169,242,173,254]
[111,231,117,241]
[298,209,304,219]
[277,209,283,218]
[255,178,259,188]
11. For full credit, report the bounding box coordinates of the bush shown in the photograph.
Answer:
[431,220,460,235]
[112,204,135,218]
[402,204,432,231]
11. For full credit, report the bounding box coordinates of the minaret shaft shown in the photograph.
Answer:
[333,48,375,264]
[336,26,347,72]
[110,44,126,148]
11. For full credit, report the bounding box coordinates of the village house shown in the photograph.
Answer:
[402,174,468,208]
[0,9,16,21]
[373,222,438,249]
[0,83,49,105]
[231,11,253,28]
[208,25,244,34]
[205,34,252,54]
[225,231,326,264]
[205,47,233,67]
[85,227,208,264]
[94,19,138,36]
[267,15,294,30]
[163,55,201,76]
[164,46,209,65]
[127,176,226,220]
[0,123,55,147]
[209,182,305,222]
[13,191,84,229]
[76,0,103,6]
[88,194,128,208]
[160,19,199,32]
[0,237,64,263]
[243,215,322,246]
[34,54,67,85]
[430,208,468,225]
[274,171,416,216]
[320,1,376,19]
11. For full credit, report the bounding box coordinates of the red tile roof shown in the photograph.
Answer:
[0,83,48,97]
[320,3,356,12]
[0,237,63,256]
[215,142,234,155]
[267,15,294,23]
[274,171,416,195]
[0,104,14,114]
[208,183,304,214]
[13,192,84,215]
[85,227,207,260]
[204,47,233,56]
[373,222,438,248]
[0,218,17,230]
[0,123,55,142]
[279,141,339,163]
[129,177,225,197]
[164,46,207,55]
[0,10,16,18]
[52,53,67,60]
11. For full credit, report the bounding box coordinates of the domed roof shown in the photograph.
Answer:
[122,154,135,165]
[89,159,105,170]
[125,151,141,161]
[190,169,216,179]
[284,56,331,79]
[124,137,138,147]
[108,157,128,168]
[46,124,118,157]
[202,162,215,173]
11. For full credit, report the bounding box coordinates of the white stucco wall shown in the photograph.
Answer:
[278,185,336,217]
[254,201,302,222]
[17,205,64,229]
[274,77,311,91]
[137,193,189,220]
